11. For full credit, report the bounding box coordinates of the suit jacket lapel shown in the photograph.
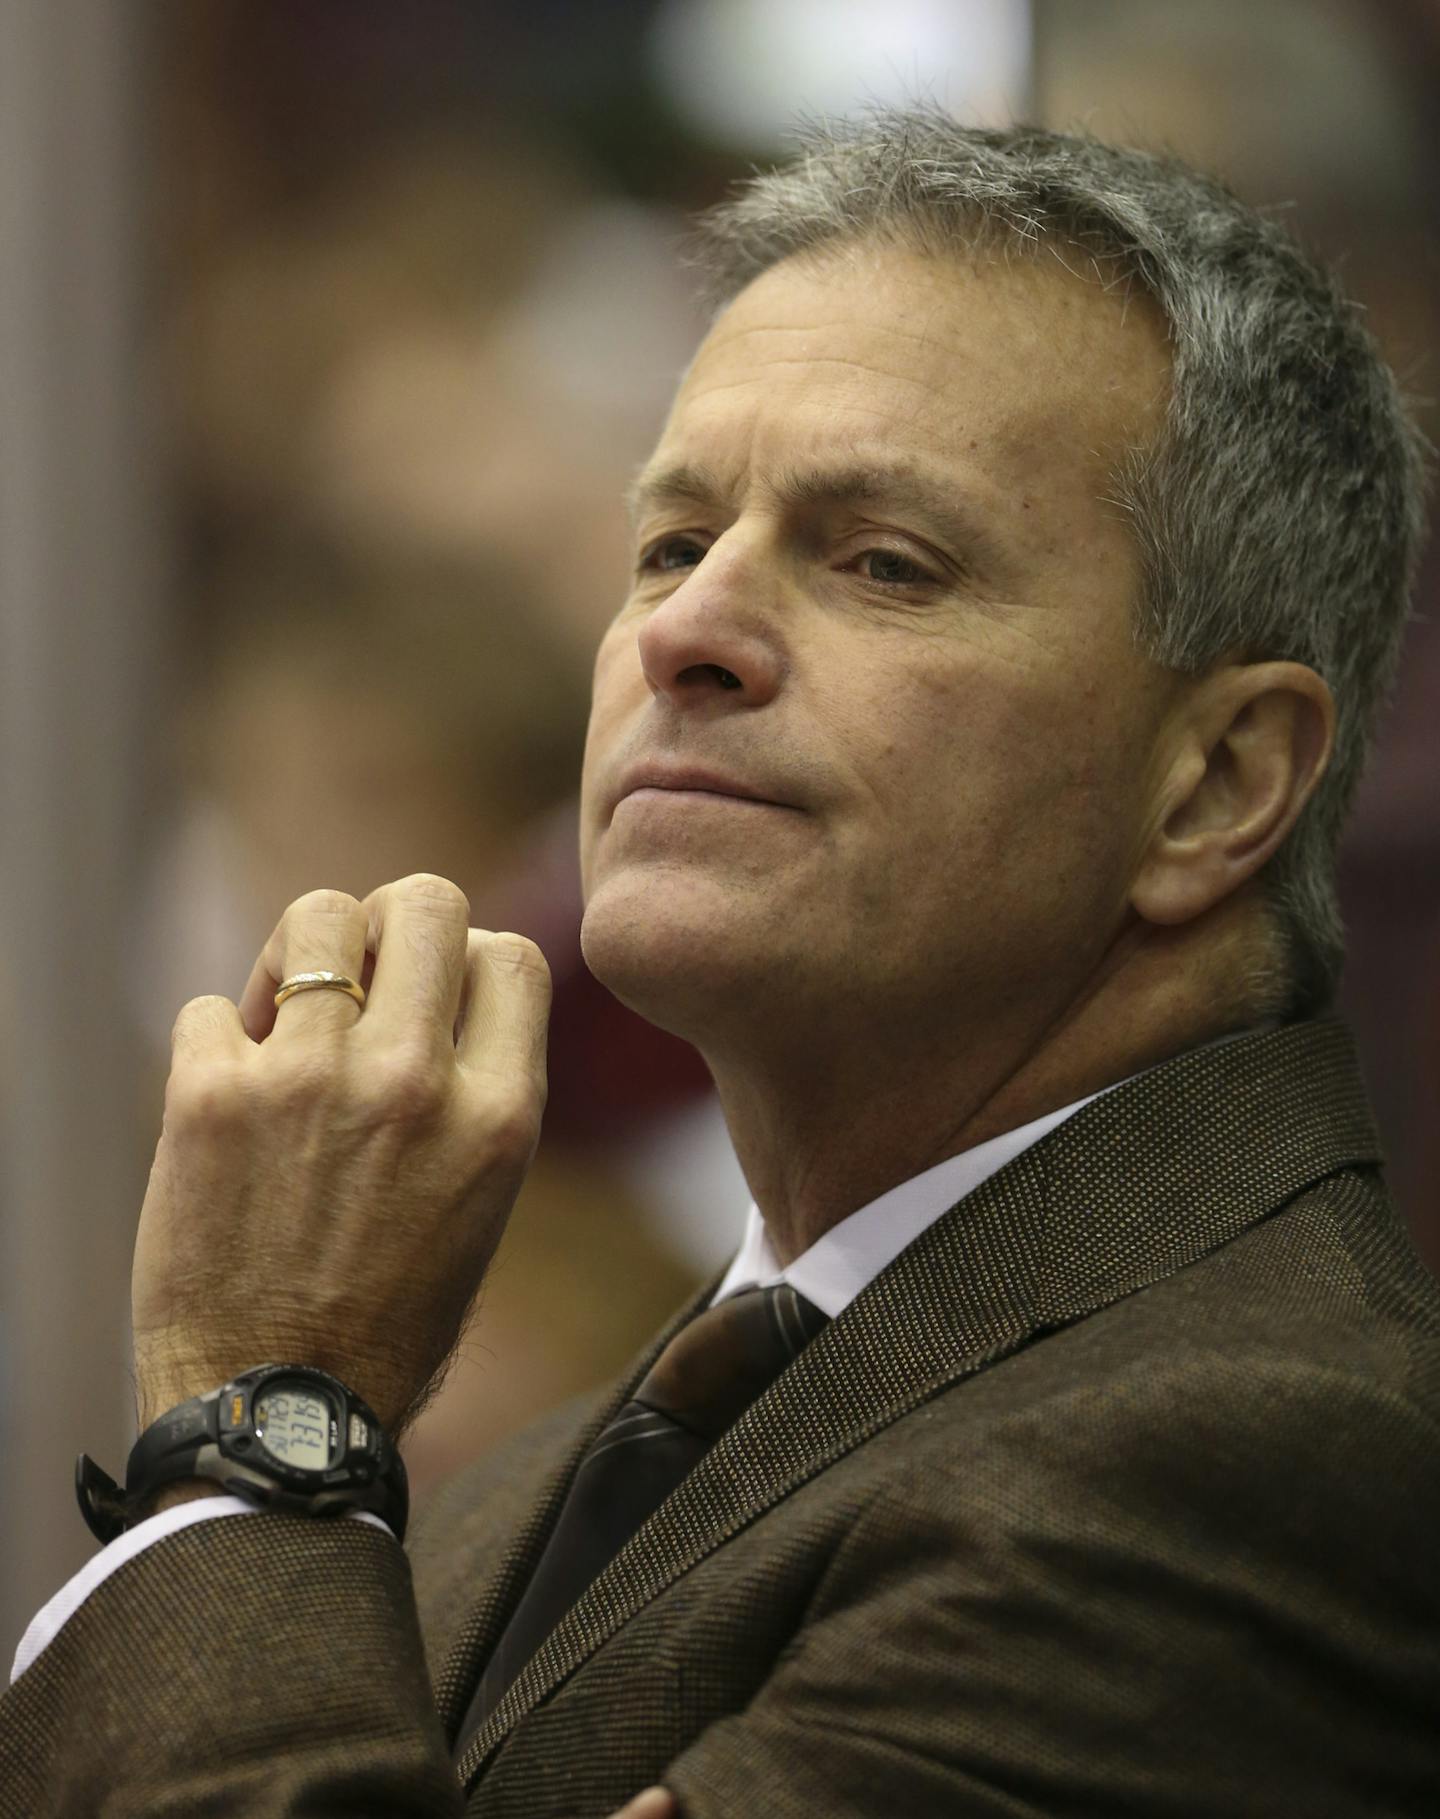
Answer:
[457,1013,1382,1787]
[432,1284,717,1740]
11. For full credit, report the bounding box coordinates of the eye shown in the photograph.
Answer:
[857,548,931,587]
[639,535,708,574]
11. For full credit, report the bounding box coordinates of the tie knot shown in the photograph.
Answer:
[634,1282,828,1443]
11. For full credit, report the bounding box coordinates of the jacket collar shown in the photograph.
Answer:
[453,1012,1382,1786]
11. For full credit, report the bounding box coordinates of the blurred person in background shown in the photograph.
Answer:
[170,124,707,680]
[4,105,1439,1816]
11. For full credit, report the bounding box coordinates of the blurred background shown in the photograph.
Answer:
[2,0,1438,1659]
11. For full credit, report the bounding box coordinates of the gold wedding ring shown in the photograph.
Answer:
[273,970,367,1011]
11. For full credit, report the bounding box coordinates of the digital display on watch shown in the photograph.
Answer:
[253,1383,339,1469]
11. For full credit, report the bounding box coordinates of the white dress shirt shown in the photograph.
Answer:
[10,1022,1271,1685]
[712,1078,1130,1316]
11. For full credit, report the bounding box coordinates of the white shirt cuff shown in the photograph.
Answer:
[10,1497,395,1685]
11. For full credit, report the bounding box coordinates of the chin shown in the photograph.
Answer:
[579,868,777,1040]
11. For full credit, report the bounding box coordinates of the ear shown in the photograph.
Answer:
[1130,662,1336,928]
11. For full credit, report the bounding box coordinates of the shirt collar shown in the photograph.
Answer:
[711,1024,1278,1319]
[709,1093,1103,1319]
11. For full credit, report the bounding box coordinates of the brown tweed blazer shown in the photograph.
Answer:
[3,1013,1438,1816]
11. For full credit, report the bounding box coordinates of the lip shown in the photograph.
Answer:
[612,763,795,815]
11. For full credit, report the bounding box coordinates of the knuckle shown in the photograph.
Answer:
[395,873,470,918]
[487,933,550,984]
[170,994,232,1043]
[286,887,362,924]
[482,1089,543,1166]
[165,1059,247,1132]
[363,1049,448,1125]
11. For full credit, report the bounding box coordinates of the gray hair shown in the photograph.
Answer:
[684,109,1432,1024]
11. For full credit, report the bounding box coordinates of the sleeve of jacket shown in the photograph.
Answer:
[0,1512,464,1818]
[663,1343,1440,1819]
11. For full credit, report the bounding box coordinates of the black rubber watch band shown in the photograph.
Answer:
[76,1365,407,1545]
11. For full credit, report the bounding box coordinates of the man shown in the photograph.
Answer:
[3,110,1437,1816]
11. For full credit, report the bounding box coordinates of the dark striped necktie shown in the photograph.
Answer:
[456,1281,829,1753]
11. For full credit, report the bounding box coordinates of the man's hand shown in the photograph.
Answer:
[130,875,551,1435]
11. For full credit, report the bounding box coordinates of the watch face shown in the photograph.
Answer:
[253,1381,340,1469]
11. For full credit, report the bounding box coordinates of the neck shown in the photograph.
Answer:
[702,903,1269,1267]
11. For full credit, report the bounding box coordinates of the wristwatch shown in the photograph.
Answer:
[76,1363,408,1545]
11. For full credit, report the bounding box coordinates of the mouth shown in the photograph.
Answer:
[612,765,797,816]
[619,786,788,812]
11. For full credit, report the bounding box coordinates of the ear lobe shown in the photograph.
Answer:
[1129,663,1335,930]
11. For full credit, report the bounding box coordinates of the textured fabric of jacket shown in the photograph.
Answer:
[2,1012,1437,1816]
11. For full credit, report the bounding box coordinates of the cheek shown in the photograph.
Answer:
[581,635,634,763]
[578,635,644,880]
[861,650,1101,864]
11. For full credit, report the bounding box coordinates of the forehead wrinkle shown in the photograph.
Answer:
[705,310,957,361]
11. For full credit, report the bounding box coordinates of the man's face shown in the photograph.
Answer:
[578,238,1179,1053]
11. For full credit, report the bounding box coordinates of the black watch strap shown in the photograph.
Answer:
[125,1389,223,1502]
[76,1366,407,1545]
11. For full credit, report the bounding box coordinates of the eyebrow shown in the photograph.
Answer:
[624,460,724,527]
[625,458,1009,578]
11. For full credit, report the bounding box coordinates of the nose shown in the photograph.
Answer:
[635,537,784,711]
